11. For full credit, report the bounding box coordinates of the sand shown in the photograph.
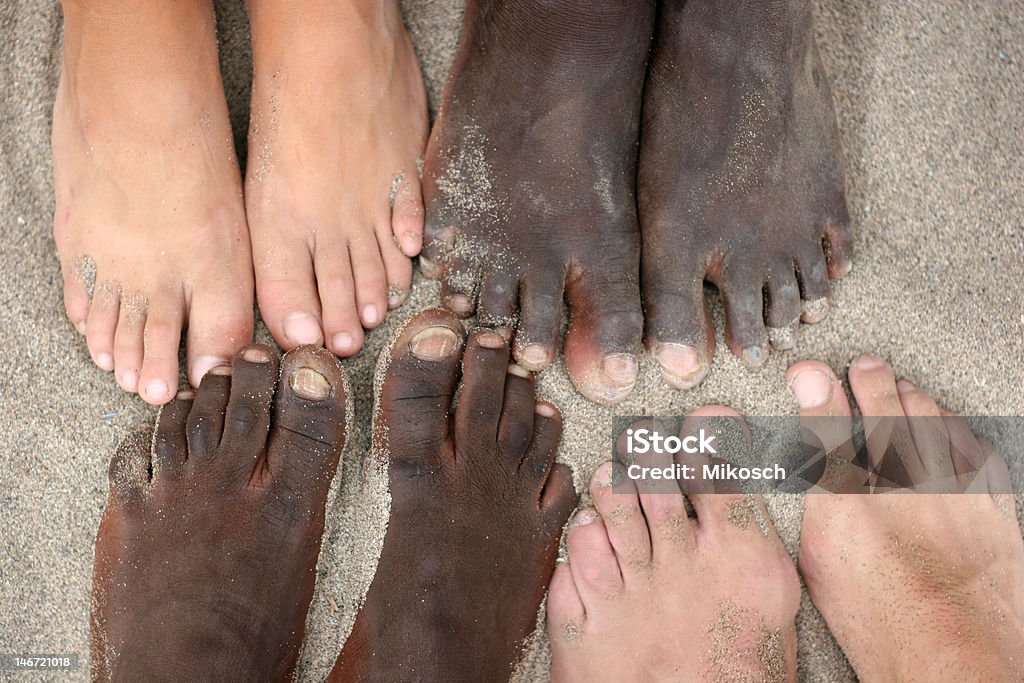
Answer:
[1,1,1022,681]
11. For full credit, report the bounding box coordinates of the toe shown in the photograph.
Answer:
[765,266,801,351]
[255,240,324,349]
[314,243,365,357]
[107,431,152,509]
[564,271,643,405]
[112,294,145,392]
[216,345,280,482]
[455,329,511,451]
[643,275,714,390]
[477,269,518,332]
[589,462,652,578]
[680,408,757,523]
[546,562,586,648]
[375,222,413,310]
[786,361,859,492]
[186,285,254,387]
[60,255,91,335]
[349,235,389,329]
[187,364,232,460]
[822,204,854,278]
[797,244,830,323]
[521,400,561,484]
[497,364,537,460]
[377,310,465,471]
[138,299,184,405]
[85,280,120,373]
[896,381,954,482]
[720,274,768,369]
[566,509,624,607]
[266,345,348,499]
[540,464,579,528]
[514,272,565,371]
[440,253,480,317]
[151,390,193,484]
[391,167,425,258]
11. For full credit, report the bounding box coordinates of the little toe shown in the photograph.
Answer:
[455,329,511,450]
[566,508,624,608]
[589,462,652,578]
[720,276,768,369]
[546,562,587,649]
[797,244,830,323]
[514,273,565,372]
[61,255,91,335]
[644,276,714,390]
[521,400,561,485]
[540,463,580,529]
[187,364,232,460]
[266,345,348,499]
[113,296,145,392]
[85,280,120,373]
[497,364,537,460]
[216,344,280,482]
[255,242,324,349]
[138,301,184,405]
[151,391,193,485]
[314,244,365,358]
[392,168,425,258]
[349,236,389,329]
[186,287,254,388]
[765,267,801,351]
[564,272,643,405]
[107,431,153,509]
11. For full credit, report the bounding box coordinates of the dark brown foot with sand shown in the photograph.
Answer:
[421,1,654,404]
[329,310,578,681]
[547,408,800,682]
[90,345,347,681]
[639,0,853,388]
[791,355,1024,681]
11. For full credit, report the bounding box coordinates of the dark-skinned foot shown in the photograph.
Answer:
[329,310,579,681]
[639,0,853,388]
[421,1,654,404]
[792,356,1024,681]
[90,345,348,681]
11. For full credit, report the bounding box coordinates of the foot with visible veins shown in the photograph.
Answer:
[91,344,347,681]
[547,408,800,682]
[639,0,853,388]
[53,0,255,403]
[791,355,1024,681]
[245,0,428,357]
[421,1,654,404]
[329,310,579,681]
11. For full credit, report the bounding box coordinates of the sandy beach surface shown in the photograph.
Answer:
[2,1,1022,680]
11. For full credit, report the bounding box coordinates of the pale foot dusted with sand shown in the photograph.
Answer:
[792,355,1024,681]
[421,0,653,404]
[547,410,800,682]
[245,0,428,357]
[639,0,852,388]
[52,0,254,404]
[330,310,579,681]
[90,345,347,680]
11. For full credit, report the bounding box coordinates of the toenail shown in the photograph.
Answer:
[242,348,271,363]
[388,288,406,308]
[191,355,230,385]
[508,364,530,378]
[120,369,139,391]
[789,369,834,408]
[410,326,460,361]
[601,353,638,386]
[419,255,442,278]
[801,298,830,323]
[362,304,380,326]
[332,332,354,354]
[896,379,916,394]
[175,390,195,401]
[145,379,169,401]
[573,509,598,526]
[476,331,504,349]
[853,355,886,370]
[654,343,708,389]
[209,365,232,376]
[447,294,472,314]
[291,367,332,400]
[519,344,549,368]
[742,345,766,368]
[75,320,87,335]
[535,402,556,418]
[283,312,322,346]
[95,352,114,372]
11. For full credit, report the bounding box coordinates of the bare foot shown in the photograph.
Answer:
[420,1,654,404]
[639,0,853,388]
[245,0,428,357]
[91,344,347,680]
[329,311,578,681]
[547,408,800,682]
[53,0,254,403]
[792,355,1024,681]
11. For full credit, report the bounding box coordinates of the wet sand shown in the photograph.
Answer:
[1,2,1022,681]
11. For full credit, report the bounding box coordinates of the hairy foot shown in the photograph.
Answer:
[91,344,347,680]
[53,0,254,403]
[639,0,853,388]
[245,0,428,357]
[792,355,1024,681]
[329,310,578,681]
[421,1,654,404]
[548,408,800,682]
